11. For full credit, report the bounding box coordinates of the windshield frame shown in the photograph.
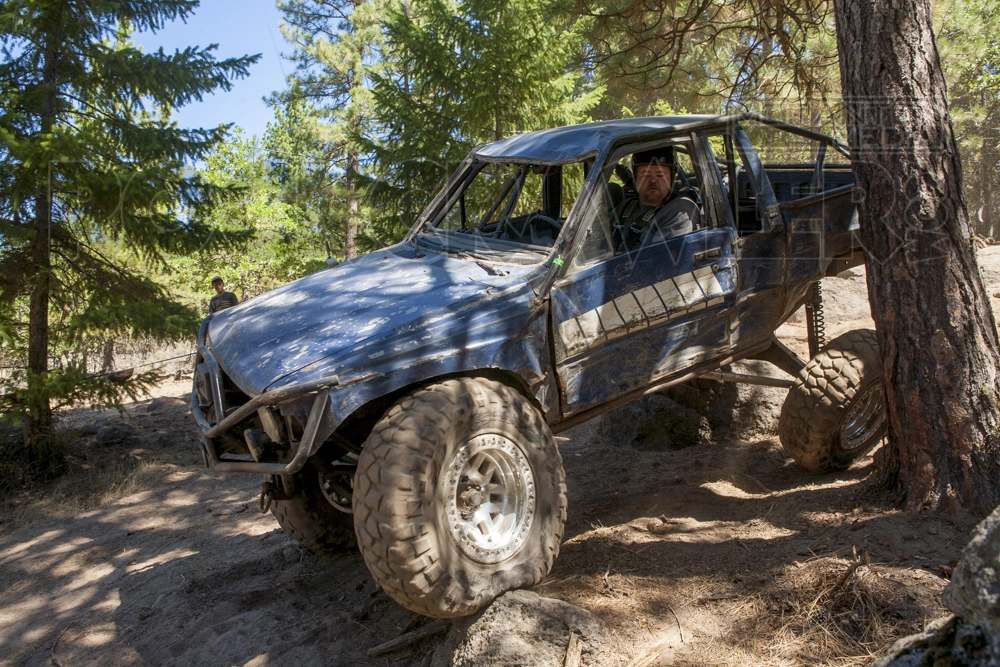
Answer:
[406,153,599,265]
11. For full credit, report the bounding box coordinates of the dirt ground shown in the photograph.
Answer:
[4,249,1000,667]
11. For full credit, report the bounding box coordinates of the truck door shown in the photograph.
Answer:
[549,139,737,417]
[698,125,786,351]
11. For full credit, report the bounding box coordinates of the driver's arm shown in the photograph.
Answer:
[641,197,700,246]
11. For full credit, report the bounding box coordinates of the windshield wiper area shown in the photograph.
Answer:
[413,229,547,266]
[457,253,508,276]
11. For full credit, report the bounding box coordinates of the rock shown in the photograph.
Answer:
[156,431,179,448]
[599,370,782,450]
[431,590,607,667]
[871,615,998,667]
[875,507,1000,666]
[944,506,1000,645]
[147,397,186,413]
[599,394,710,450]
[662,378,740,429]
[95,422,140,447]
[79,422,103,436]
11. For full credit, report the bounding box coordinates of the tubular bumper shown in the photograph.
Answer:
[191,364,340,475]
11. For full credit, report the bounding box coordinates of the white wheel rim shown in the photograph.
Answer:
[444,434,536,564]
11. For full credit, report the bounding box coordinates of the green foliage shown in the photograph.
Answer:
[938,0,1000,238]
[0,0,257,462]
[576,0,840,125]
[264,94,356,258]
[276,0,390,258]
[362,0,604,240]
[168,128,328,307]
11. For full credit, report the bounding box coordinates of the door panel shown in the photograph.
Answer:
[551,227,736,415]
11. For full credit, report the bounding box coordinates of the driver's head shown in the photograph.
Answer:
[633,146,675,207]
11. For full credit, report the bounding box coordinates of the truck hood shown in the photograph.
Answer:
[206,243,532,395]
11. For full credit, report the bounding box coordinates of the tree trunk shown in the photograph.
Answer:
[102,339,115,373]
[26,36,58,444]
[980,133,995,239]
[345,151,359,261]
[833,0,1000,515]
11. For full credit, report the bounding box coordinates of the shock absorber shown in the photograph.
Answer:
[804,281,827,358]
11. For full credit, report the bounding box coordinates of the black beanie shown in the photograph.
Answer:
[632,145,675,168]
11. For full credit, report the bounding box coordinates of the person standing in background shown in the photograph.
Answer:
[208,276,239,314]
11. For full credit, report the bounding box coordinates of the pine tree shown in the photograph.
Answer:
[0,1,257,467]
[365,0,603,240]
[277,0,388,259]
[264,94,343,256]
[833,0,1000,514]
[578,0,841,127]
[167,128,328,304]
[938,0,1000,240]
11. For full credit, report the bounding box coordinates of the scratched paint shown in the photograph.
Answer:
[557,266,727,356]
[195,114,860,448]
[207,243,537,397]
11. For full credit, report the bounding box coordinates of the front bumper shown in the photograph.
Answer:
[191,337,340,475]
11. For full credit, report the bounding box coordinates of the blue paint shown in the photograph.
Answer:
[194,113,863,453]
[208,243,536,397]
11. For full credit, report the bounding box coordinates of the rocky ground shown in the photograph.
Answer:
[4,250,1000,667]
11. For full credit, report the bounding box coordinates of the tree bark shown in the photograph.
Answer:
[345,151,359,261]
[833,0,1000,514]
[26,32,59,443]
[980,133,995,239]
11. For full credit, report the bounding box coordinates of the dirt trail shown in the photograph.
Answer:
[4,254,1000,667]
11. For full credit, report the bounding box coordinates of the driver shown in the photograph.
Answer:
[612,145,701,252]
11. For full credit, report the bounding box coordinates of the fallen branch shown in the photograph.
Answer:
[564,632,582,667]
[367,619,450,657]
[665,603,684,643]
[833,550,871,593]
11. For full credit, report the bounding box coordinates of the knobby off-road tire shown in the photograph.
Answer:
[779,329,887,473]
[271,461,357,552]
[353,377,567,618]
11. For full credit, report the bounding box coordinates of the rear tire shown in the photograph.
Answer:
[353,377,567,618]
[271,461,357,552]
[778,329,887,473]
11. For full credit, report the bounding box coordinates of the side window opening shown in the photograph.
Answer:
[706,122,853,238]
[737,120,853,203]
[707,132,765,236]
[566,139,707,272]
[609,140,706,253]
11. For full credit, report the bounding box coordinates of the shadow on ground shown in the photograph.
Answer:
[0,391,976,667]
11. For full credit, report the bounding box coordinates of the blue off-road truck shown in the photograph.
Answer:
[191,114,886,618]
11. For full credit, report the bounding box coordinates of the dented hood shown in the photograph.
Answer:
[206,243,527,395]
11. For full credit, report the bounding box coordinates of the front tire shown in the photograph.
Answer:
[270,460,357,552]
[352,377,567,618]
[778,329,887,473]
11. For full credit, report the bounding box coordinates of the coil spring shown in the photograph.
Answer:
[805,282,827,357]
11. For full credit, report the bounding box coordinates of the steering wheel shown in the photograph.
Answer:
[525,212,562,235]
[496,212,562,241]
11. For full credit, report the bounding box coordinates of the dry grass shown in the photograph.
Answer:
[692,554,925,666]
[0,455,169,533]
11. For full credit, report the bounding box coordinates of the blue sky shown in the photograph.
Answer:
[131,0,294,139]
